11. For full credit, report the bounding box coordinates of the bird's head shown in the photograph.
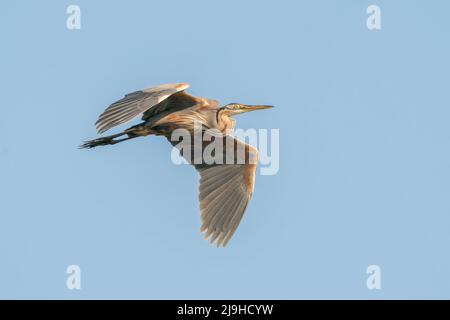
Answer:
[222,103,273,116]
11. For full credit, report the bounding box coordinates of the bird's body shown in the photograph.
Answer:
[81,83,272,247]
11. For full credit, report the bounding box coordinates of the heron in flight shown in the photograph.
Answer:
[80,83,273,246]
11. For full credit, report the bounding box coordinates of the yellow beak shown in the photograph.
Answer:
[242,105,274,113]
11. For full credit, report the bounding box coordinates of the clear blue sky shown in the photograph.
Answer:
[1,0,450,299]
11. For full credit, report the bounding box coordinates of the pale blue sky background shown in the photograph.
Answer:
[1,1,450,299]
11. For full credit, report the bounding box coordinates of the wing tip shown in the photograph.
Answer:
[201,229,228,248]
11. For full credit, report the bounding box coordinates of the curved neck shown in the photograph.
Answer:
[216,109,235,134]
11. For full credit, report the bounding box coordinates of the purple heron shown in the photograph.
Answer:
[80,83,273,247]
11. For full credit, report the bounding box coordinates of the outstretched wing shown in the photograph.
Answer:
[95,83,194,134]
[171,134,258,247]
[197,161,257,247]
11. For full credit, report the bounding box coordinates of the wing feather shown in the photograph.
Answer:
[221,197,250,246]
[199,166,242,202]
[200,173,243,225]
[168,129,259,247]
[95,83,190,134]
[194,137,258,247]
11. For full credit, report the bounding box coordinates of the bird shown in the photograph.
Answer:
[80,83,273,247]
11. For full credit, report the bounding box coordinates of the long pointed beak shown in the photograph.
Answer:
[242,105,274,112]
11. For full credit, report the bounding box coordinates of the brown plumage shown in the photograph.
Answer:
[80,83,273,247]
